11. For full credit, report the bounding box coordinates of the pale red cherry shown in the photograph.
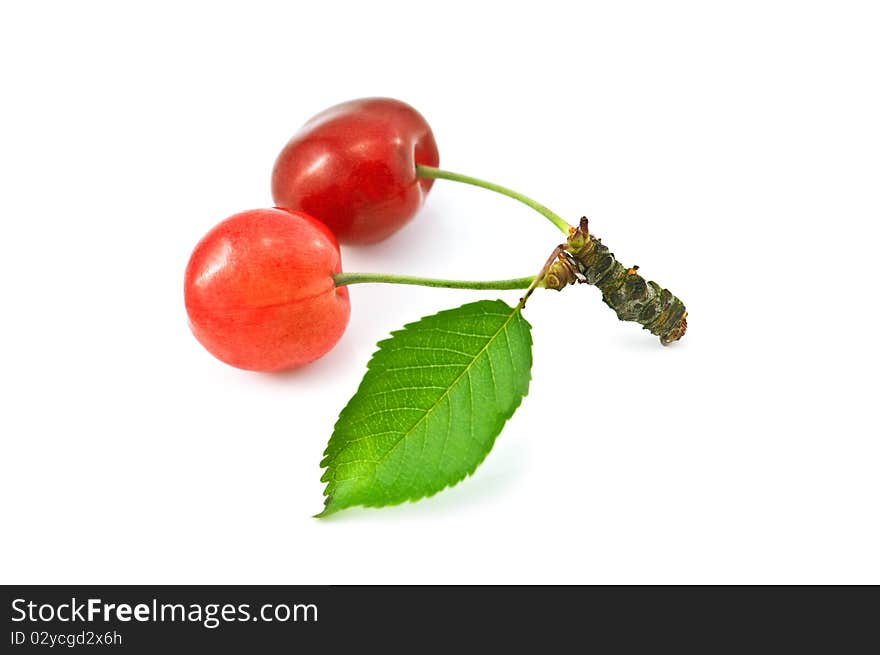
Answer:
[184,208,350,371]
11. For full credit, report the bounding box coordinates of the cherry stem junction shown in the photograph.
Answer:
[333,272,536,291]
[416,164,572,235]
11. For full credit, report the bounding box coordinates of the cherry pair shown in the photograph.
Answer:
[185,98,440,371]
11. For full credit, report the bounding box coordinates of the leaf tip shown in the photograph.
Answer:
[314,494,341,519]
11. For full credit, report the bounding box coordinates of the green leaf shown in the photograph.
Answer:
[317,299,533,517]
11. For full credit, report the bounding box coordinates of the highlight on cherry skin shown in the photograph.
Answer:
[184,208,350,372]
[271,97,439,245]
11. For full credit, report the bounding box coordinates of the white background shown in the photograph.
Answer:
[2,1,878,584]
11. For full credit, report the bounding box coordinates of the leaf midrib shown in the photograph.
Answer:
[337,304,521,475]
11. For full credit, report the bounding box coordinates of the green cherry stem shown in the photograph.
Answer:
[334,167,572,294]
[416,164,572,235]
[333,272,536,291]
